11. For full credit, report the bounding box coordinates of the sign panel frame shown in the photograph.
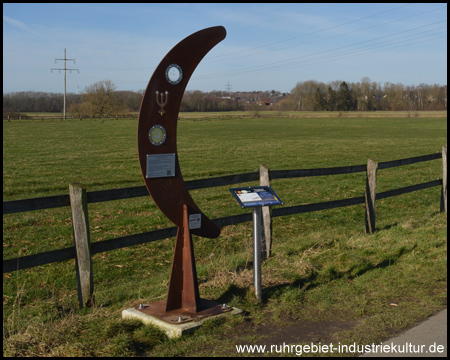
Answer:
[229,186,283,208]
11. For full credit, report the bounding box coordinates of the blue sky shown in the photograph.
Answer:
[3,3,447,94]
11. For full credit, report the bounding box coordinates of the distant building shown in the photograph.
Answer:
[260,98,271,106]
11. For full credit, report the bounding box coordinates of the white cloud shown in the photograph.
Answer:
[3,15,36,35]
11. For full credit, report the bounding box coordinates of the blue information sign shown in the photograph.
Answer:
[229,186,283,208]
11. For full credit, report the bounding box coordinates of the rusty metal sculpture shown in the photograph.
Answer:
[136,26,228,323]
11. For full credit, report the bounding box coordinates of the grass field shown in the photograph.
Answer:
[3,112,447,356]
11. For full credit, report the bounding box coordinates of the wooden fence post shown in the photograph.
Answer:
[260,164,272,258]
[442,146,447,212]
[365,159,378,234]
[69,183,94,308]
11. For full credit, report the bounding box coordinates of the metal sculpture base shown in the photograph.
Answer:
[132,299,233,324]
[122,302,242,338]
[133,204,232,324]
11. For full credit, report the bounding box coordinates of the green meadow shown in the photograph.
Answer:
[3,112,447,356]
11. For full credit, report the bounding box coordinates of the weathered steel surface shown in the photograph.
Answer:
[136,27,226,319]
[165,204,200,312]
[137,26,226,239]
[135,204,231,321]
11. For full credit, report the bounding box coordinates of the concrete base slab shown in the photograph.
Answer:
[122,305,243,339]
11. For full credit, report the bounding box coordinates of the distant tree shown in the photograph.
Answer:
[183,90,204,111]
[81,80,122,117]
[3,91,65,113]
[314,87,325,111]
[3,80,447,114]
[291,80,320,111]
[116,90,143,112]
[435,84,447,110]
[67,102,88,117]
[337,81,350,111]
[359,77,372,111]
[384,82,406,111]
[273,96,296,111]
[326,86,336,111]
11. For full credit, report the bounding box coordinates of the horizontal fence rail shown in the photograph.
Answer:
[3,173,260,215]
[4,111,448,122]
[377,153,443,169]
[376,179,443,200]
[2,113,322,121]
[3,148,446,275]
[4,152,442,215]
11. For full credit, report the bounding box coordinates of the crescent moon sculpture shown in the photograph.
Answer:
[137,26,226,239]
[133,27,233,323]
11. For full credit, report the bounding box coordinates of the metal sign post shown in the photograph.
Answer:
[230,186,283,300]
[252,206,263,300]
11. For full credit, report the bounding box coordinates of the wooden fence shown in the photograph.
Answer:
[4,114,139,121]
[2,112,377,121]
[3,147,447,307]
[3,111,447,122]
[4,113,285,121]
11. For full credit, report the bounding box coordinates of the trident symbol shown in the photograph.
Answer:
[156,91,168,115]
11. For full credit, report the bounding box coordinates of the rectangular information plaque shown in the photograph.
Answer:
[189,214,201,230]
[146,153,176,178]
[229,186,283,208]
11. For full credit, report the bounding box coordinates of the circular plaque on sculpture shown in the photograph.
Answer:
[165,64,183,85]
[149,125,167,146]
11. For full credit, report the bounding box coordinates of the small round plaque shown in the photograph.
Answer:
[149,125,167,146]
[165,64,183,85]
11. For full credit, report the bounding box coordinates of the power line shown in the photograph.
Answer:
[196,33,446,82]
[208,3,414,61]
[208,5,447,64]
[193,20,447,81]
[51,48,79,119]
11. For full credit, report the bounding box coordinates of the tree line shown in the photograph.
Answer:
[3,78,447,115]
[180,90,245,112]
[3,80,143,116]
[285,78,447,112]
